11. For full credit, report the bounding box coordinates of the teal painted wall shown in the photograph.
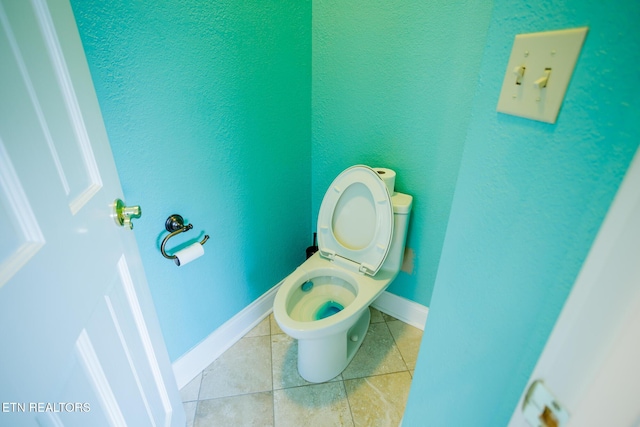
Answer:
[312,0,494,305]
[70,0,311,361]
[403,0,640,425]
[71,3,640,423]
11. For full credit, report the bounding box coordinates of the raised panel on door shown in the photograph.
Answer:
[2,0,101,215]
[0,142,45,288]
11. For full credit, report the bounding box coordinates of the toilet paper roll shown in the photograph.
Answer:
[373,167,396,195]
[174,242,205,266]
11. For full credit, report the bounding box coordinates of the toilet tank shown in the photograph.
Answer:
[380,192,413,274]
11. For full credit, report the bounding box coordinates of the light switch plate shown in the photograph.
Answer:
[496,27,588,124]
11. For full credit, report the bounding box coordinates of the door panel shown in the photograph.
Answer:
[0,1,183,426]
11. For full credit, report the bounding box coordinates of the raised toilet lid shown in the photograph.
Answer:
[317,165,394,276]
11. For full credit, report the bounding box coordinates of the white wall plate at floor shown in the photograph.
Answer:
[496,27,588,124]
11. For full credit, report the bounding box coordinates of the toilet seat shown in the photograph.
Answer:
[317,165,394,276]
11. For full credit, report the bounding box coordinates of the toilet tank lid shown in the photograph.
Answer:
[391,192,413,214]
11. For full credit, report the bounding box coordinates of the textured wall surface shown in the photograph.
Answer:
[70,5,640,422]
[403,0,640,425]
[312,0,494,305]
[70,0,311,361]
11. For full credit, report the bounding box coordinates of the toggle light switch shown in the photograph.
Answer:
[533,68,551,89]
[513,65,526,85]
[496,27,588,124]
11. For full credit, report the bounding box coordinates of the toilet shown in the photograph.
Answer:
[273,165,412,383]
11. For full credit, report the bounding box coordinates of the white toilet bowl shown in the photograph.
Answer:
[273,165,412,383]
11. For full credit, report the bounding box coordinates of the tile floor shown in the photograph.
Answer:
[180,308,423,427]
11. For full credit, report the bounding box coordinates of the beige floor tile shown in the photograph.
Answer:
[272,333,342,390]
[184,401,197,427]
[273,382,354,427]
[342,322,407,380]
[386,320,423,370]
[270,313,284,335]
[344,371,412,427]
[245,316,271,337]
[180,372,202,402]
[271,334,309,390]
[370,307,385,323]
[199,335,272,400]
[195,392,273,427]
[186,310,417,426]
[271,333,309,390]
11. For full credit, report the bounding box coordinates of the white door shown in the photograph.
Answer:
[0,1,184,426]
[508,147,640,427]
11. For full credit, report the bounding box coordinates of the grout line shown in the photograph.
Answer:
[379,319,410,371]
[190,370,203,426]
[185,311,417,426]
[196,371,203,403]
[269,320,276,427]
[386,322,410,372]
[341,375,356,427]
[270,313,279,427]
[191,389,276,406]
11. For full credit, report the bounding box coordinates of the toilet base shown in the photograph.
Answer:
[297,307,371,383]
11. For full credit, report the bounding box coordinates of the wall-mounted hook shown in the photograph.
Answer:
[161,214,209,264]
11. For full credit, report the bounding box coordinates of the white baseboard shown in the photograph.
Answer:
[172,284,428,389]
[372,291,428,331]
[172,281,281,389]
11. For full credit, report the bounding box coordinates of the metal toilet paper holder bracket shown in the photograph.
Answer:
[161,214,209,261]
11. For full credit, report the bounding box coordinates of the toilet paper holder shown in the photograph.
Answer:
[161,214,209,260]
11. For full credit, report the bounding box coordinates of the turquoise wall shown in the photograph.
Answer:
[312,0,493,305]
[403,0,640,425]
[70,0,311,361]
[71,2,640,423]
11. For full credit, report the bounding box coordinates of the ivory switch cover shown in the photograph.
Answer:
[496,27,588,124]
